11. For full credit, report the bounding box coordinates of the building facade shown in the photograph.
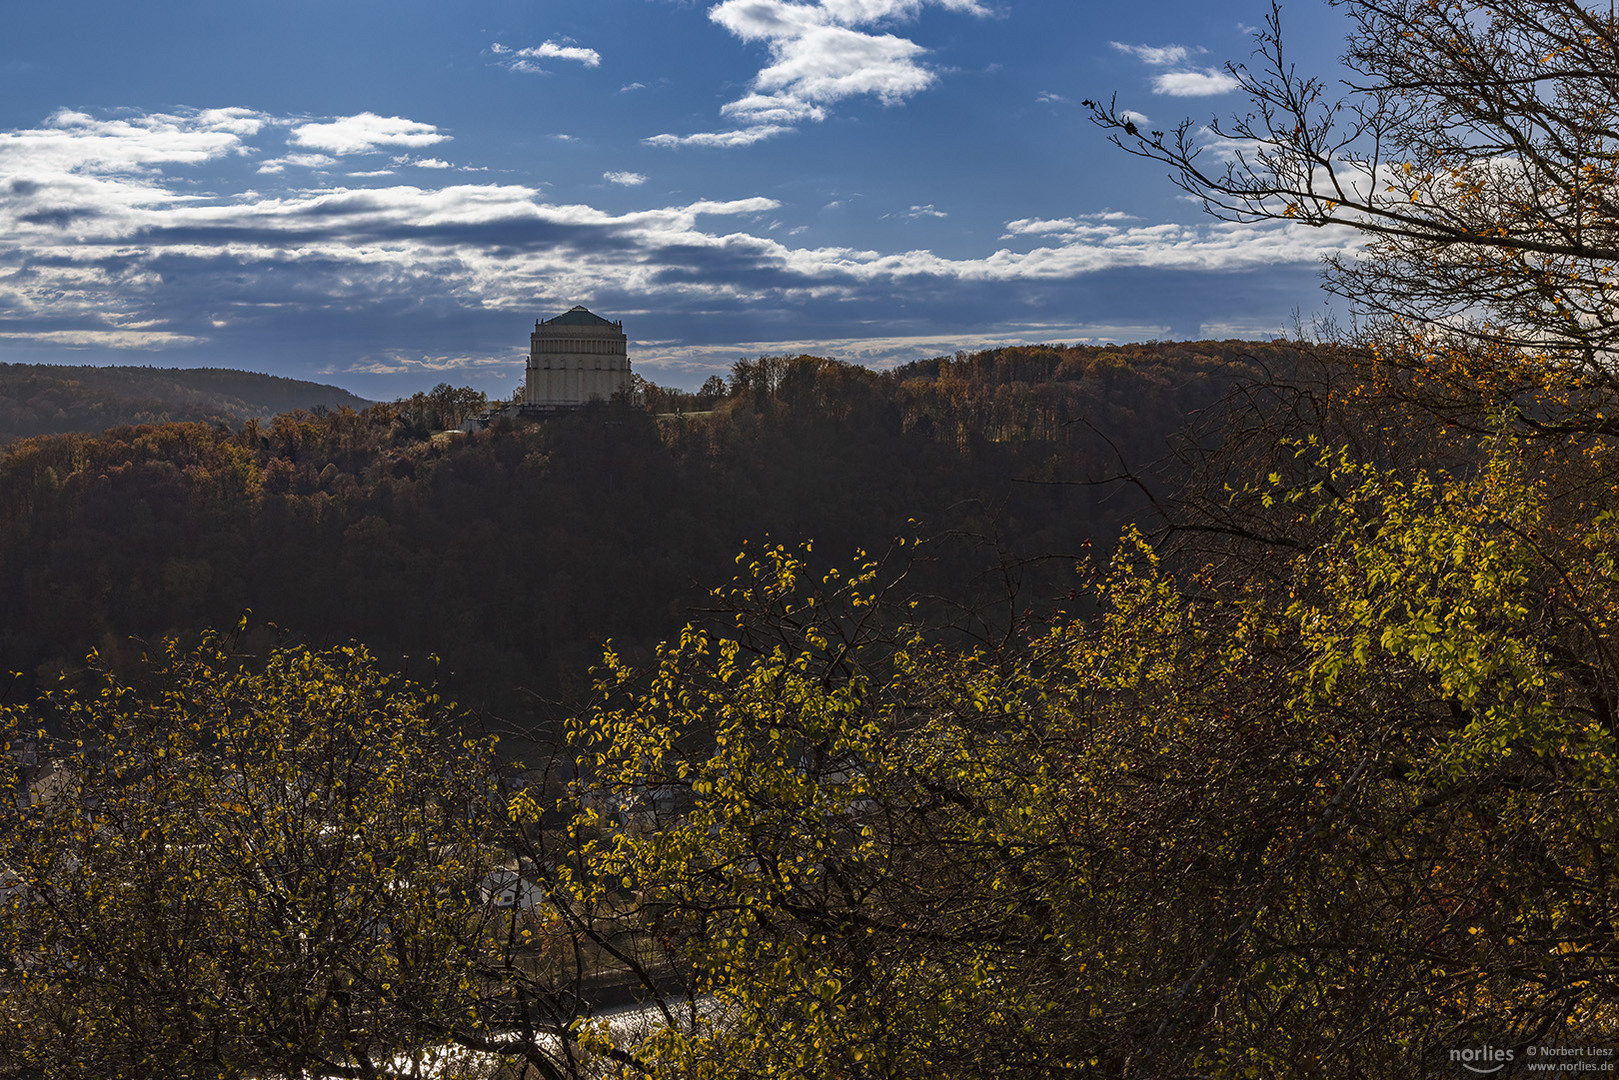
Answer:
[523,306,632,407]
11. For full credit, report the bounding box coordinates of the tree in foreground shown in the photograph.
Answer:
[0,630,675,1080]
[568,541,1097,1078]
[0,632,504,1078]
[565,427,1619,1077]
[1091,0,1619,438]
[6,441,1615,1078]
[1,442,1615,1078]
[562,6,1619,1043]
[546,3,1619,1070]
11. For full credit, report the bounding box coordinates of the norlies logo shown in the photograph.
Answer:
[1453,1045,1516,1074]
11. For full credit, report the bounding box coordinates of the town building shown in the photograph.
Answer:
[523,305,633,407]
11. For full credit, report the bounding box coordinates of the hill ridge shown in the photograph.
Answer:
[0,362,372,441]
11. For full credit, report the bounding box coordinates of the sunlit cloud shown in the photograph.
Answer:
[1152,69,1240,96]
[256,152,338,173]
[645,125,790,148]
[1109,42,1192,65]
[344,351,516,376]
[290,113,449,155]
[1002,211,1139,237]
[604,170,648,186]
[0,328,206,348]
[0,107,262,176]
[1110,41,1239,98]
[491,39,602,71]
[648,0,990,148]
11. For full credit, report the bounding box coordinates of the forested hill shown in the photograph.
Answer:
[0,363,372,441]
[0,339,1302,728]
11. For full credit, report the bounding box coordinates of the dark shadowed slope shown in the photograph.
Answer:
[0,363,371,441]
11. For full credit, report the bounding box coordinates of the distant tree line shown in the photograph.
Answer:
[634,373,727,415]
[395,383,490,435]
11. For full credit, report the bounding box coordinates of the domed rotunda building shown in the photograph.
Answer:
[523,306,632,407]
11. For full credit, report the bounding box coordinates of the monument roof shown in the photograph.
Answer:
[543,305,618,327]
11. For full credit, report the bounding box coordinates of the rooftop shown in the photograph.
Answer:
[540,305,619,328]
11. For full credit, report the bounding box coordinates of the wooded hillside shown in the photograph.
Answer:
[0,363,372,442]
[0,339,1291,728]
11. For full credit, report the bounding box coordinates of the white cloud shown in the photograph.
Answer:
[529,41,601,66]
[682,196,781,216]
[834,0,991,15]
[0,108,270,251]
[1002,211,1140,238]
[651,0,988,147]
[491,39,602,73]
[1036,90,1069,105]
[888,203,946,219]
[346,351,513,375]
[0,328,204,348]
[721,93,827,125]
[1110,41,1238,98]
[763,216,1351,283]
[735,23,931,110]
[257,152,338,173]
[0,107,262,176]
[620,82,647,93]
[645,125,791,148]
[1152,69,1240,96]
[1109,42,1192,65]
[291,113,448,155]
[189,108,269,136]
[604,170,647,186]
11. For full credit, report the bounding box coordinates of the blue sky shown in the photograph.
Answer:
[0,0,1359,398]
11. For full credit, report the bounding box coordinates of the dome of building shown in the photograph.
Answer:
[544,305,619,327]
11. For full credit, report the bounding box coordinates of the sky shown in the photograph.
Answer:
[0,0,1363,399]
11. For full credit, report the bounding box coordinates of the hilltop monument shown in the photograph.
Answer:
[523,305,632,407]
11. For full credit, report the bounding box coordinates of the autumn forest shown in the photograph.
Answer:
[6,0,1619,1076]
